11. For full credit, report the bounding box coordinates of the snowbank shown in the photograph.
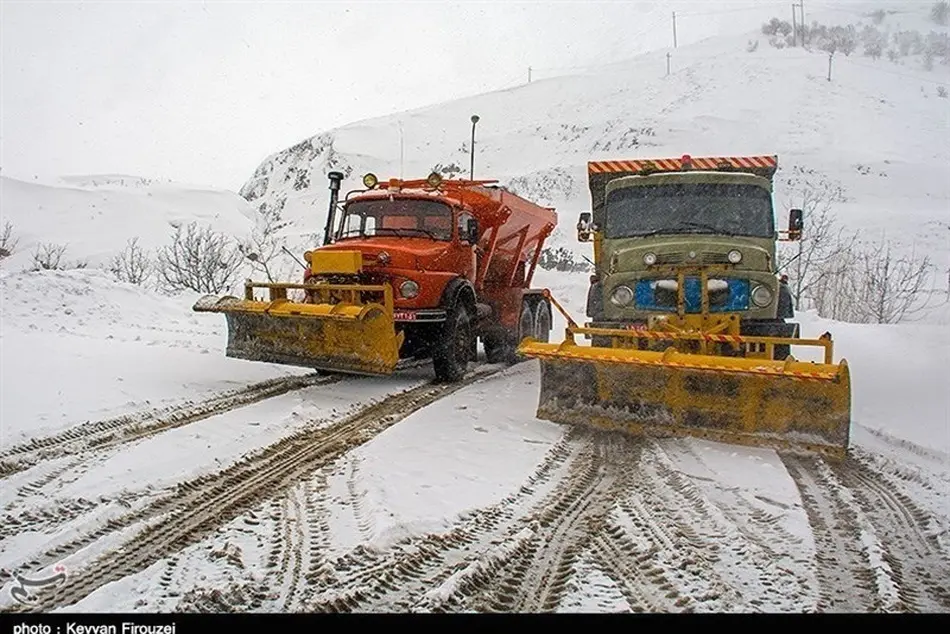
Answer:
[0,268,308,446]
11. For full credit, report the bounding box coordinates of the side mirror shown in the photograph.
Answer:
[466,218,479,244]
[788,208,803,240]
[577,212,593,242]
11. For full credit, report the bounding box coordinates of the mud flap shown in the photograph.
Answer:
[194,295,403,376]
[519,338,852,460]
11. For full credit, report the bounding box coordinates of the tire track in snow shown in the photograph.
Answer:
[781,453,883,612]
[478,432,622,613]
[620,439,813,612]
[598,440,742,612]
[264,476,324,611]
[830,457,950,612]
[304,428,579,613]
[3,365,505,613]
[0,372,341,478]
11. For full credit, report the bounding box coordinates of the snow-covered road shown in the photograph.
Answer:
[1,269,948,613]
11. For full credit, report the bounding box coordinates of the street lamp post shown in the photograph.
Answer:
[470,114,480,180]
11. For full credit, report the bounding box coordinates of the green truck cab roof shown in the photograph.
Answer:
[605,171,773,195]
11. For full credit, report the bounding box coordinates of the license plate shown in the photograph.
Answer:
[393,310,416,320]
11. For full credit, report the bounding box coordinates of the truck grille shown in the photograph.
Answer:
[635,277,750,312]
[649,252,731,265]
[655,253,684,264]
[701,251,731,264]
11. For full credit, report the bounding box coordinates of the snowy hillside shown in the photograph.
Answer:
[0,175,258,272]
[239,2,949,295]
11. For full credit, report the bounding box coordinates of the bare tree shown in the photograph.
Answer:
[846,238,935,323]
[933,1,949,26]
[237,209,289,283]
[155,222,245,294]
[778,169,857,309]
[817,25,857,81]
[802,246,861,321]
[0,222,18,261]
[30,243,88,270]
[110,237,152,285]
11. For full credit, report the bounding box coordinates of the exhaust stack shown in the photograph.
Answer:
[323,171,344,246]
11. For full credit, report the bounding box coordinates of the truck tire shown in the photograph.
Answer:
[483,298,535,365]
[433,301,474,383]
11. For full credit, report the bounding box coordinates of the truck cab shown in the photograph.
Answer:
[579,155,802,357]
[314,186,480,320]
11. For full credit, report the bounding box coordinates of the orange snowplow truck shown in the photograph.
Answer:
[194,171,558,382]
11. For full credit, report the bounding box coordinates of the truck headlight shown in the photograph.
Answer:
[609,285,634,307]
[399,280,419,299]
[728,249,742,263]
[750,284,773,307]
[643,252,657,265]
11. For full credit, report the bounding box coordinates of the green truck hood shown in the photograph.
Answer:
[605,234,776,274]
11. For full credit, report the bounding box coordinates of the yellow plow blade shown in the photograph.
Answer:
[194,294,403,376]
[518,338,852,460]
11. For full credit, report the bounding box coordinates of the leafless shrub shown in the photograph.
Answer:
[762,18,793,37]
[0,222,17,261]
[777,169,856,310]
[30,243,88,271]
[747,39,761,53]
[887,49,900,63]
[432,162,464,179]
[925,31,950,64]
[894,30,923,57]
[538,246,591,273]
[237,209,290,283]
[861,25,887,59]
[110,237,152,285]
[844,238,935,324]
[932,1,949,26]
[155,222,244,294]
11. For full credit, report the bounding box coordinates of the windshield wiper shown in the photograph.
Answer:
[398,227,439,239]
[677,221,737,236]
[375,227,439,239]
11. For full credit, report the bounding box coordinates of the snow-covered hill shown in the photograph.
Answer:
[239,2,949,291]
[0,175,258,272]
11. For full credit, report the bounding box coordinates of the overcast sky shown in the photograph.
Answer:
[3,0,806,191]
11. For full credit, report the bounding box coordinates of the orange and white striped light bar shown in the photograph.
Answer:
[588,154,777,174]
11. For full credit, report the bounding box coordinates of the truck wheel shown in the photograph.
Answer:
[533,300,552,343]
[483,299,535,365]
[483,332,508,364]
[433,302,473,383]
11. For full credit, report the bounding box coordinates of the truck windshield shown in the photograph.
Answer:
[604,183,774,239]
[337,199,453,241]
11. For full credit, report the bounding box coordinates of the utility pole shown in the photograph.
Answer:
[800,0,806,45]
[672,11,677,48]
[397,120,405,179]
[528,66,532,83]
[666,52,671,76]
[791,3,798,47]
[469,114,479,180]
